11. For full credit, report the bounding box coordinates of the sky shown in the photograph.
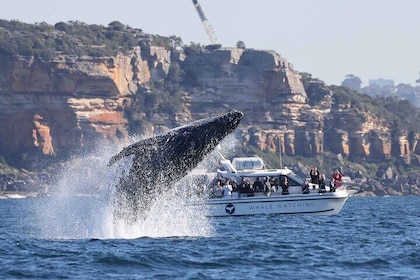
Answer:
[1,0,419,86]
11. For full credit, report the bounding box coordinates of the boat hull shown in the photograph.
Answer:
[201,191,348,217]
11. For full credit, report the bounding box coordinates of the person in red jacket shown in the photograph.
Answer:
[331,169,342,192]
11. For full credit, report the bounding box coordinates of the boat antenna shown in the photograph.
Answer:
[215,144,226,160]
[279,136,283,169]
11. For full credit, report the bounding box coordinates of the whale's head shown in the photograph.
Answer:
[165,109,243,163]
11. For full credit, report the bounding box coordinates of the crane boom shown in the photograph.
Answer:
[192,0,217,44]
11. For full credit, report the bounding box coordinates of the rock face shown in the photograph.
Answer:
[183,48,316,156]
[181,48,417,163]
[0,46,165,166]
[0,46,418,170]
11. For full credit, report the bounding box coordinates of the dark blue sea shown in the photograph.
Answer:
[0,195,419,280]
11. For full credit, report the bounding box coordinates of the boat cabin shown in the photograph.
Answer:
[214,156,308,196]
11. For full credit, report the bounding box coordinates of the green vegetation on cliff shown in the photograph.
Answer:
[125,61,185,134]
[330,85,420,132]
[302,73,420,133]
[0,19,184,59]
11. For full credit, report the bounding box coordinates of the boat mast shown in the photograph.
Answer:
[279,136,283,169]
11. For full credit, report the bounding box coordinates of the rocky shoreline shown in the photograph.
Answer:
[349,177,420,197]
[1,171,419,198]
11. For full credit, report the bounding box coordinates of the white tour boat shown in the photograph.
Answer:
[200,156,349,217]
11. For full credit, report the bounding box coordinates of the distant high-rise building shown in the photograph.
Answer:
[369,78,395,87]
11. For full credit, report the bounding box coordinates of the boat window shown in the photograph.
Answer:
[232,157,265,171]
[286,174,304,186]
[243,160,254,169]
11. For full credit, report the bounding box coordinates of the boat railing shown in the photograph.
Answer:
[206,182,351,200]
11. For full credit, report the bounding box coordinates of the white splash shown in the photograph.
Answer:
[35,134,240,240]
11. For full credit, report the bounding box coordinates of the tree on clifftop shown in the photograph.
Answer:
[341,74,362,91]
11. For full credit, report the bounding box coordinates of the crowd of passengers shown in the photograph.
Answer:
[207,167,343,198]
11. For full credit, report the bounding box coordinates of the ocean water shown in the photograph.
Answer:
[0,195,418,279]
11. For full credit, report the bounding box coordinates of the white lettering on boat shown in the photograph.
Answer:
[248,202,315,210]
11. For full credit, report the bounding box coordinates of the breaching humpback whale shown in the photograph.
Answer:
[108,109,243,220]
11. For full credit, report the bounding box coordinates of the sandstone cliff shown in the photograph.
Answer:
[1,46,419,165]
[0,38,419,195]
[181,47,418,166]
[0,46,164,166]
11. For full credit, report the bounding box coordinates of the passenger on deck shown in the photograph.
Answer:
[318,174,327,193]
[302,179,310,194]
[214,180,224,198]
[280,176,289,195]
[231,180,238,192]
[330,169,342,192]
[223,180,233,198]
[239,179,252,194]
[197,183,206,197]
[215,178,223,188]
[271,178,279,193]
[245,179,253,194]
[252,177,264,192]
[238,180,246,193]
[207,185,215,198]
[263,177,271,196]
[310,167,320,184]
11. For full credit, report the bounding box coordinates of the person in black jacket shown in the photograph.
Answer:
[302,179,310,194]
[310,167,320,185]
[252,177,264,192]
[280,176,289,195]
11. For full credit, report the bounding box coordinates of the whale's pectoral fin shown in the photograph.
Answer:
[107,137,159,166]
[107,143,142,166]
[107,152,124,166]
